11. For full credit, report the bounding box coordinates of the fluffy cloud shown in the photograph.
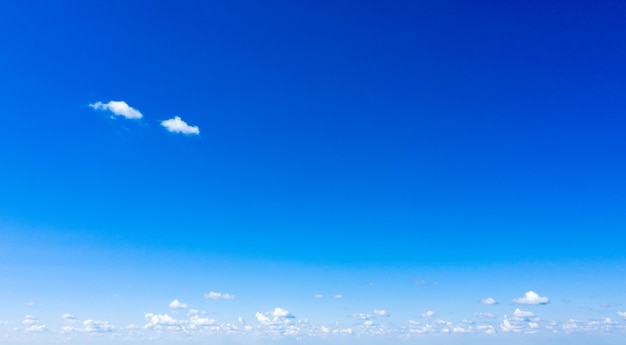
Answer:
[314,294,323,299]
[272,308,295,318]
[334,294,344,299]
[618,311,626,319]
[513,291,550,305]
[89,101,143,119]
[169,299,188,309]
[144,313,182,330]
[204,291,234,300]
[161,116,199,134]
[481,297,497,305]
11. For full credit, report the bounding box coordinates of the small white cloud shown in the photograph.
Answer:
[513,308,535,319]
[618,311,626,319]
[22,315,39,325]
[422,311,436,319]
[169,299,188,309]
[334,294,344,299]
[415,280,427,286]
[513,291,549,305]
[271,308,294,318]
[25,324,47,332]
[83,320,114,333]
[481,297,497,305]
[89,100,143,119]
[353,313,373,320]
[204,291,234,300]
[161,116,199,135]
[374,309,389,317]
[237,316,245,325]
[314,294,323,299]
[473,312,496,319]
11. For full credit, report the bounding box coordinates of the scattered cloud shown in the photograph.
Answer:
[161,116,199,135]
[473,312,496,319]
[22,315,47,333]
[415,280,427,286]
[204,291,234,300]
[256,307,296,327]
[513,291,550,305]
[513,308,535,319]
[421,311,436,319]
[618,311,626,319]
[481,297,497,305]
[334,294,344,299]
[89,101,143,119]
[314,294,323,299]
[169,299,188,309]
[61,314,78,324]
[374,309,389,317]
[82,320,114,333]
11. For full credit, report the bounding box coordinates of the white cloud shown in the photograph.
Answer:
[22,315,39,326]
[422,311,436,319]
[334,294,344,299]
[374,309,389,317]
[144,313,182,330]
[618,311,626,319]
[61,313,77,321]
[204,291,234,300]
[314,294,323,299]
[25,324,47,332]
[271,307,294,318]
[169,299,188,309]
[513,308,535,319]
[83,320,114,333]
[513,291,550,305]
[473,312,496,319]
[161,116,199,134]
[188,315,217,329]
[23,315,47,333]
[89,101,143,119]
[481,297,497,305]
[353,313,373,320]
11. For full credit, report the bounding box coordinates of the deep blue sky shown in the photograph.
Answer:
[1,0,625,342]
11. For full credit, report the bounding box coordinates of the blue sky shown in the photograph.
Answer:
[1,0,625,343]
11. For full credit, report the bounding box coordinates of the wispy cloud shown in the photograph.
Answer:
[89,101,143,119]
[513,291,550,305]
[204,291,234,300]
[161,116,199,135]
[334,294,344,299]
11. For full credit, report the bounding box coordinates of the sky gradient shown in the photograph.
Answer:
[1,0,626,344]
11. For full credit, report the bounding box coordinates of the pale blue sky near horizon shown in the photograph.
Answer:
[1,0,625,343]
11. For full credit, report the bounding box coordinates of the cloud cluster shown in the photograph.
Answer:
[513,291,550,305]
[89,100,200,135]
[204,291,235,300]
